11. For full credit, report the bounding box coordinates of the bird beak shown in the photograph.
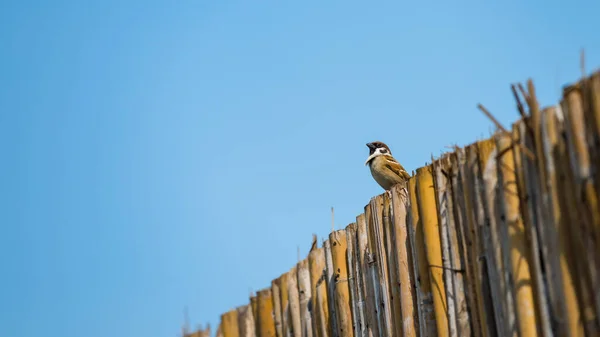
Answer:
[366,142,374,150]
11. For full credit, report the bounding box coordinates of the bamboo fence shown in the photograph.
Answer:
[187,69,600,337]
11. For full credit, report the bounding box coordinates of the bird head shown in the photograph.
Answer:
[365,141,392,165]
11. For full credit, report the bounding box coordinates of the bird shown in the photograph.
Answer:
[365,141,410,190]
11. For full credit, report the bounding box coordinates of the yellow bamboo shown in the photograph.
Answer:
[415,166,448,336]
[542,107,583,337]
[408,175,437,336]
[272,279,283,337]
[256,289,276,337]
[496,133,539,337]
[390,184,418,337]
[308,246,329,337]
[222,309,240,337]
[330,228,354,337]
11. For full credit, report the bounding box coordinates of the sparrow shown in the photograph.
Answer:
[365,141,410,190]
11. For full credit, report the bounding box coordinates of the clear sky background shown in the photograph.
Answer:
[1,1,598,336]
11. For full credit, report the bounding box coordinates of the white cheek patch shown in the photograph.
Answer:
[365,148,388,165]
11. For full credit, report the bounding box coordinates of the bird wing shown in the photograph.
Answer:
[384,157,411,181]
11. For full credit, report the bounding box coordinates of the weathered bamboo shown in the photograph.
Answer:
[513,120,553,337]
[496,133,539,337]
[323,239,339,337]
[443,155,471,336]
[558,93,599,335]
[432,156,458,337]
[415,166,449,336]
[541,107,583,337]
[309,246,329,337]
[279,273,291,337]
[450,149,482,337]
[288,266,302,337]
[238,305,256,337]
[297,259,314,337]
[272,279,283,337]
[478,138,514,337]
[356,213,379,337]
[381,192,404,337]
[390,184,418,337]
[464,144,497,337]
[251,295,259,334]
[256,289,276,337]
[563,86,600,333]
[408,175,436,337]
[368,195,395,336]
[217,324,224,337]
[222,309,240,337]
[330,229,354,337]
[345,223,361,337]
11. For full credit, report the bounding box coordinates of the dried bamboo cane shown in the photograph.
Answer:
[222,309,240,337]
[324,239,339,337]
[356,213,379,337]
[330,228,354,337]
[390,184,418,337]
[450,149,482,337]
[309,247,329,337]
[496,132,539,337]
[257,288,276,337]
[345,223,360,337]
[272,279,283,337]
[542,107,583,336]
[432,157,458,337]
[297,259,314,337]
[368,195,394,336]
[464,144,497,337]
[288,266,302,337]
[408,175,437,337]
[238,305,256,337]
[279,273,291,337]
[478,138,515,337]
[415,166,449,337]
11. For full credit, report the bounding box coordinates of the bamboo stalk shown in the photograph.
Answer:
[442,156,471,336]
[330,228,354,337]
[462,144,497,337]
[408,175,436,337]
[222,309,240,337]
[542,107,584,336]
[323,239,339,337]
[238,305,256,337]
[368,195,394,337]
[279,273,291,337]
[356,213,379,337]
[297,259,314,337]
[432,157,458,337]
[382,192,404,337]
[288,266,302,337]
[390,184,418,337]
[450,149,482,337]
[308,247,329,337]
[415,166,449,337]
[513,120,553,337]
[256,289,276,337]
[478,138,515,337]
[273,279,284,337]
[495,132,540,337]
[345,223,361,337]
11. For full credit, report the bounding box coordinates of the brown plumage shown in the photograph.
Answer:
[365,141,410,190]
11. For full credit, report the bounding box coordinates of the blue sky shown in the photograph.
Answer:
[1,1,598,336]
